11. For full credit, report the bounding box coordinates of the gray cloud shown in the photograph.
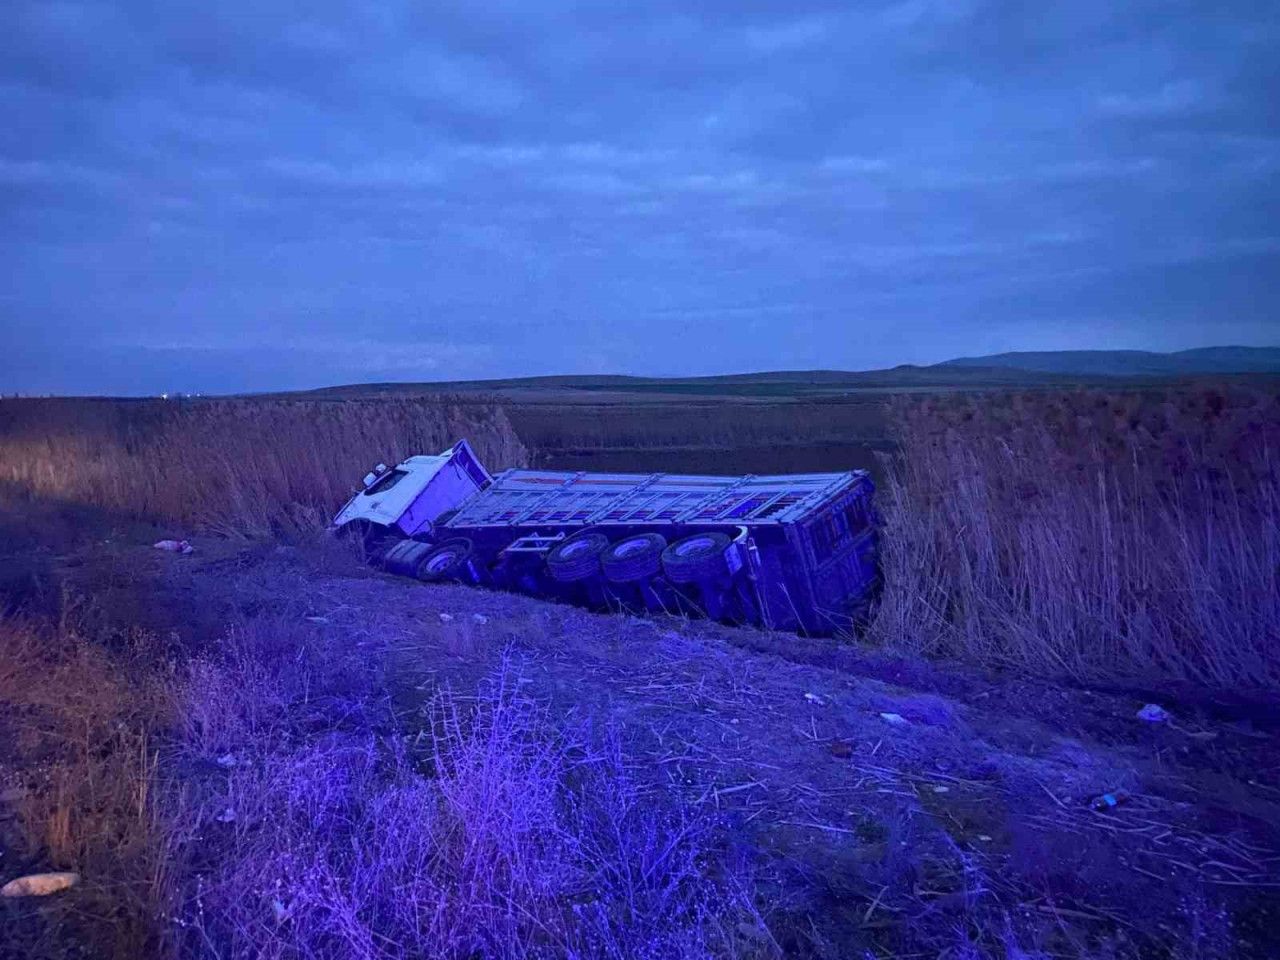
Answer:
[1,0,1277,394]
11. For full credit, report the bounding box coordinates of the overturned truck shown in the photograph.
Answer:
[332,440,879,635]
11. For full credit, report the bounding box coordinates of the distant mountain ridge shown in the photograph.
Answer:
[938,346,1280,376]
[303,345,1280,398]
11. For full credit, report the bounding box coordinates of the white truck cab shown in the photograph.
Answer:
[332,440,492,539]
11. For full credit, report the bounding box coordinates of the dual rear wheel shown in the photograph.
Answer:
[545,529,732,584]
[397,529,735,587]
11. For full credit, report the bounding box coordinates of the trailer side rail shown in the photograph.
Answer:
[444,468,868,531]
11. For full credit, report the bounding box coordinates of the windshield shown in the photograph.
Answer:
[362,468,409,496]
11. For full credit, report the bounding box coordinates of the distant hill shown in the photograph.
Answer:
[303,364,1096,400]
[301,345,1280,400]
[938,346,1280,377]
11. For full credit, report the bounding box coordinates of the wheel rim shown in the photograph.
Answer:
[614,538,649,558]
[427,551,458,573]
[674,536,715,557]
[561,539,593,558]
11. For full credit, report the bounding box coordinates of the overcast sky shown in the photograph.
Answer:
[3,1,1278,394]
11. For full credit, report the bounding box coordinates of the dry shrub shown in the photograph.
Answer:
[871,386,1280,691]
[0,396,527,537]
[174,625,767,960]
[0,615,179,958]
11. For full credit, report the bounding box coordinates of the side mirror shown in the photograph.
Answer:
[362,472,378,488]
[374,463,388,474]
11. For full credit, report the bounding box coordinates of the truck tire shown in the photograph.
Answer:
[416,538,475,583]
[661,532,732,583]
[601,533,667,583]
[384,539,435,578]
[546,532,609,583]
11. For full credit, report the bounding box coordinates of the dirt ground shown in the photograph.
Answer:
[3,512,1279,958]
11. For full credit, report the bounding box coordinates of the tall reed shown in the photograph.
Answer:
[0,397,527,536]
[871,387,1280,691]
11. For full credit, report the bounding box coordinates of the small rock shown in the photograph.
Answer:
[879,712,909,726]
[1137,703,1171,723]
[1,872,80,897]
[438,613,454,622]
[472,613,489,624]
[215,754,237,769]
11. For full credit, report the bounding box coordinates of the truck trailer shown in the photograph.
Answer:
[331,440,879,635]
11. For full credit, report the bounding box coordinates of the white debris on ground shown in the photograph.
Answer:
[1,872,80,897]
[1137,703,1171,723]
[153,539,194,554]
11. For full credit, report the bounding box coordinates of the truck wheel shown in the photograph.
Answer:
[416,538,475,582]
[601,533,667,583]
[546,532,609,583]
[661,532,732,583]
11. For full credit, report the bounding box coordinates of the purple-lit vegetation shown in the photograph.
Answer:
[873,387,1280,690]
[177,625,764,958]
[2,386,1278,958]
[0,397,526,536]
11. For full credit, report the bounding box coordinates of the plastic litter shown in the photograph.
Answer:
[1137,703,1171,723]
[1090,791,1130,812]
[879,712,909,725]
[153,539,194,554]
[1,872,79,897]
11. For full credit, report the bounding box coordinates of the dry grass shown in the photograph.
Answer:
[1,601,769,960]
[173,621,766,959]
[871,386,1280,691]
[3,383,1278,958]
[506,397,889,454]
[0,397,526,537]
[3,533,1274,959]
[0,615,179,957]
